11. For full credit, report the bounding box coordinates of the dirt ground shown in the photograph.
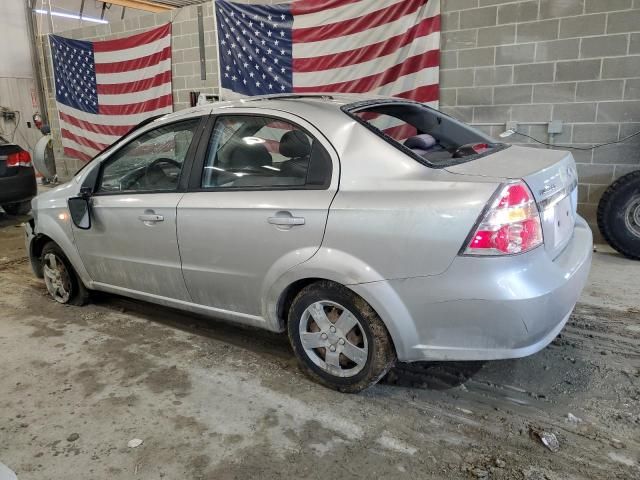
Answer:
[0,211,638,480]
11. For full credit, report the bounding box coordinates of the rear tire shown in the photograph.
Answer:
[41,242,89,306]
[287,281,396,393]
[597,171,640,260]
[2,201,31,216]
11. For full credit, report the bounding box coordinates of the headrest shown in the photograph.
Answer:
[279,130,311,158]
[229,142,271,169]
[404,134,437,150]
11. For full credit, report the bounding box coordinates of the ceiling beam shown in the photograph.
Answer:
[103,0,174,13]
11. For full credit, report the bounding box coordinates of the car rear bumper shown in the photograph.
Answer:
[0,167,37,205]
[351,215,593,362]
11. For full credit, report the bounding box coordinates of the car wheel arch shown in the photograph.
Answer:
[274,277,411,360]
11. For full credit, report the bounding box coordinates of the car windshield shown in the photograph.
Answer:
[346,101,505,167]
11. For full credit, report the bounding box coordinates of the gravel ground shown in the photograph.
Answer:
[0,211,638,480]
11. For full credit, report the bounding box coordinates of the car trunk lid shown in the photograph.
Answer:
[445,145,579,259]
[0,144,23,178]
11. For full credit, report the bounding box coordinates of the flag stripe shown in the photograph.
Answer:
[95,58,172,85]
[63,146,92,162]
[94,46,171,74]
[58,101,170,125]
[393,84,440,102]
[93,23,171,53]
[293,0,403,29]
[59,111,134,136]
[98,93,173,115]
[293,8,436,58]
[293,16,439,73]
[293,50,439,93]
[61,128,109,152]
[96,70,172,95]
[98,82,172,105]
[293,35,439,87]
[290,0,362,16]
[59,118,122,145]
[93,35,170,63]
[293,0,428,43]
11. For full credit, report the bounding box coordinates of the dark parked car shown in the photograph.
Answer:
[0,138,37,215]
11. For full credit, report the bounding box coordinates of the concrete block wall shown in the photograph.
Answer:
[440,0,640,229]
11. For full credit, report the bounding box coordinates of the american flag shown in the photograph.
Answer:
[215,0,440,106]
[50,24,173,162]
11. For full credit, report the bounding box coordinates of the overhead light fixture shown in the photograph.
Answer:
[34,9,109,24]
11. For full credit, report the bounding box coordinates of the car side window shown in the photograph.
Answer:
[201,115,331,189]
[97,118,200,193]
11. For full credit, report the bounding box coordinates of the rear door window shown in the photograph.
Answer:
[201,115,331,189]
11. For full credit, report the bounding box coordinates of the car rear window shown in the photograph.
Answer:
[345,101,506,167]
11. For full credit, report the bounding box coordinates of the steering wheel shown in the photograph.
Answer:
[140,157,181,188]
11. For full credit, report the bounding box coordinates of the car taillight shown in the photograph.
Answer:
[463,181,543,256]
[6,151,32,167]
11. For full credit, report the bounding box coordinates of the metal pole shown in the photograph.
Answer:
[24,0,49,124]
[211,0,224,100]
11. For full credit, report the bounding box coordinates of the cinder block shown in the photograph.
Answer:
[577,184,588,203]
[474,66,513,86]
[581,35,628,58]
[514,63,555,83]
[555,60,601,81]
[109,22,124,34]
[593,143,640,164]
[554,103,597,122]
[597,101,640,122]
[533,83,576,103]
[540,0,585,20]
[495,44,535,65]
[440,69,475,87]
[573,124,620,143]
[516,20,559,43]
[183,48,200,63]
[174,62,195,76]
[585,0,632,13]
[439,88,457,106]
[441,12,460,31]
[569,148,594,164]
[442,30,477,51]
[477,25,516,46]
[124,17,140,31]
[458,47,495,67]
[535,39,579,61]
[576,80,624,101]
[615,164,640,178]
[139,14,156,28]
[440,51,458,69]
[560,14,606,38]
[473,105,511,123]
[619,122,640,138]
[602,56,640,79]
[607,9,640,33]
[457,87,494,105]
[177,19,198,34]
[442,0,479,12]
[460,6,498,29]
[479,0,520,5]
[493,85,533,104]
[511,104,552,122]
[630,33,640,54]
[625,79,640,100]
[588,184,609,202]
[173,35,192,50]
[440,106,474,122]
[497,1,538,24]
[577,164,615,184]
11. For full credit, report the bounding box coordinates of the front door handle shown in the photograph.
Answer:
[268,212,305,227]
[138,214,164,223]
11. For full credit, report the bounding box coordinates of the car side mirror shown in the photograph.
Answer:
[68,197,91,230]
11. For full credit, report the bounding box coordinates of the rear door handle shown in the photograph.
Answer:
[138,214,164,223]
[268,212,305,226]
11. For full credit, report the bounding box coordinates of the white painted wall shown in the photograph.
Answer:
[0,1,33,78]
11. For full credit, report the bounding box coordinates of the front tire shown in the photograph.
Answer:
[2,201,31,216]
[41,242,89,306]
[597,171,640,260]
[287,281,396,393]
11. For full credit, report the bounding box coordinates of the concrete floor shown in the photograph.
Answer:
[0,212,638,480]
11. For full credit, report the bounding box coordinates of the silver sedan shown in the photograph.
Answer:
[25,94,592,392]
